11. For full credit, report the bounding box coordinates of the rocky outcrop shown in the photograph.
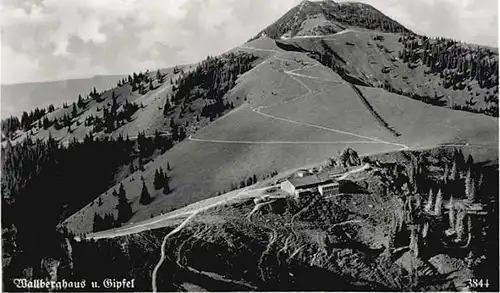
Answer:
[339,148,362,167]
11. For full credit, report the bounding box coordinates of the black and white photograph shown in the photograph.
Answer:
[1,0,499,291]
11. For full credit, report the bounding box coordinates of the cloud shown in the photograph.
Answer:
[1,0,497,84]
[360,0,498,46]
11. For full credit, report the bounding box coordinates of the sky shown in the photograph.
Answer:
[1,0,498,85]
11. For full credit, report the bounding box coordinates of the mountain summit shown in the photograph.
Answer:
[251,0,411,41]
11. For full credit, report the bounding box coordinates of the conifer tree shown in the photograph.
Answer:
[465,166,476,202]
[167,162,171,171]
[450,161,459,182]
[72,103,78,118]
[434,189,443,216]
[93,213,103,232]
[153,169,163,190]
[424,189,434,212]
[466,216,473,244]
[161,168,168,182]
[156,69,163,83]
[385,213,397,256]
[77,94,84,108]
[42,117,50,130]
[163,98,171,116]
[409,226,419,257]
[93,212,100,227]
[178,126,186,141]
[139,179,152,205]
[466,154,474,167]
[443,163,450,185]
[477,173,484,201]
[162,178,170,195]
[448,196,456,230]
[116,184,132,223]
[455,149,466,170]
[455,209,467,242]
[407,154,419,192]
[415,194,422,209]
[422,221,429,239]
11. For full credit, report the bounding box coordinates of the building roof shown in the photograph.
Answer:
[319,182,339,188]
[288,175,333,189]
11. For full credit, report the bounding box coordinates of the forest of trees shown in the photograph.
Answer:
[305,34,499,117]
[1,116,20,139]
[1,133,136,283]
[399,35,498,89]
[366,148,498,290]
[153,167,170,194]
[92,166,171,232]
[1,87,94,138]
[126,69,162,95]
[9,90,142,136]
[384,149,489,248]
[1,69,141,140]
[0,105,56,139]
[92,182,134,232]
[398,35,499,116]
[171,52,257,119]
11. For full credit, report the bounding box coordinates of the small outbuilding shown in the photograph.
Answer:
[295,169,310,178]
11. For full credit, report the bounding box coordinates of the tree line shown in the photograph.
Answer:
[0,67,156,139]
[373,147,495,286]
[2,105,55,138]
[1,133,137,282]
[399,35,498,89]
[170,53,257,119]
[398,35,498,116]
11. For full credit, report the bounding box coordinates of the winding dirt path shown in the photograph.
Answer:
[191,45,409,151]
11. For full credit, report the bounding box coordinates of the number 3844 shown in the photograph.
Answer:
[467,279,489,289]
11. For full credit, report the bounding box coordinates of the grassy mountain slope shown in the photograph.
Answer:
[358,86,498,147]
[277,29,499,114]
[5,51,264,147]
[64,40,497,234]
[6,66,187,146]
[1,75,126,118]
[64,49,405,234]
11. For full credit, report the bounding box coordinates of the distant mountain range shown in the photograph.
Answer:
[1,75,126,118]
